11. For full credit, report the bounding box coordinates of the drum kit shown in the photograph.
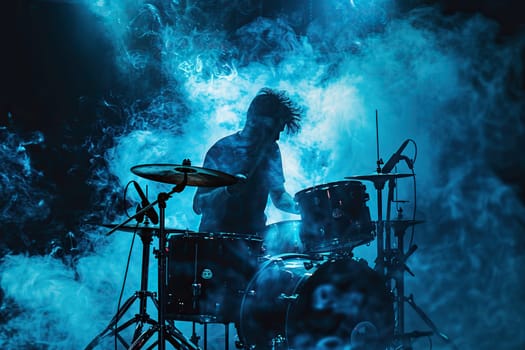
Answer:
[84,153,453,350]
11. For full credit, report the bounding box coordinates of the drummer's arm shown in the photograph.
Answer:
[192,148,231,214]
[193,186,231,214]
[270,188,299,214]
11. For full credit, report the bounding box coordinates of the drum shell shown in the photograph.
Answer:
[239,254,394,349]
[256,220,303,256]
[295,181,374,252]
[166,232,262,323]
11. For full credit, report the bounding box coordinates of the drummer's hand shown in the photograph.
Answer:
[271,190,300,214]
[292,202,300,214]
[225,174,248,195]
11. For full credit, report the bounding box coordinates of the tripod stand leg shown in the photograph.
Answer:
[405,295,459,350]
[84,293,140,350]
[127,324,200,350]
[166,324,201,350]
[224,323,229,350]
[129,326,158,350]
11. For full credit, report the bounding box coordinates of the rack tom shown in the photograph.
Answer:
[295,181,374,252]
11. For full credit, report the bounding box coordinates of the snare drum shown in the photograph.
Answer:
[239,254,394,349]
[166,232,262,323]
[256,220,303,256]
[295,181,375,252]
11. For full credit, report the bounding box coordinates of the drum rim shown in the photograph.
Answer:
[239,254,394,348]
[294,180,365,198]
[169,231,263,242]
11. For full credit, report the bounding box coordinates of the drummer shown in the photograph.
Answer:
[192,88,302,234]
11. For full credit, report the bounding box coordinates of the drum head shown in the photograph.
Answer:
[257,220,303,255]
[239,255,394,349]
[286,259,394,349]
[166,232,262,323]
[294,181,375,253]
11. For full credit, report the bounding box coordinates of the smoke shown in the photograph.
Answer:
[1,0,524,349]
[0,129,52,253]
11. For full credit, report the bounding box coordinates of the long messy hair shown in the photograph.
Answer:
[247,87,303,134]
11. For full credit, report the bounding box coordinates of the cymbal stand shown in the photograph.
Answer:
[374,112,386,275]
[371,177,388,274]
[84,227,160,350]
[384,190,454,349]
[388,216,419,349]
[129,173,200,350]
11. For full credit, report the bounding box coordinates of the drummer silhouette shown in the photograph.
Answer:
[193,87,302,235]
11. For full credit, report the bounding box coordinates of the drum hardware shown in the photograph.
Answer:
[347,171,438,350]
[132,161,243,350]
[345,173,414,183]
[278,293,298,301]
[99,223,195,235]
[343,115,452,349]
[82,133,456,349]
[272,335,285,348]
[345,172,414,275]
[130,163,238,187]
[256,220,303,256]
[166,232,262,325]
[384,217,423,349]
[294,180,376,253]
[403,295,458,348]
[84,226,162,350]
[238,253,394,349]
[128,165,193,350]
[85,160,239,350]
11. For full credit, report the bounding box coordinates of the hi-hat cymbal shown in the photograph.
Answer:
[131,164,238,187]
[100,223,194,234]
[345,173,413,186]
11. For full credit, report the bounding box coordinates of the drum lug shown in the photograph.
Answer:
[278,293,297,301]
[272,334,286,348]
[192,283,201,296]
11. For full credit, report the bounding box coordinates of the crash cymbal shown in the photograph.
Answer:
[131,163,238,187]
[346,173,413,182]
[100,223,194,234]
[345,173,413,187]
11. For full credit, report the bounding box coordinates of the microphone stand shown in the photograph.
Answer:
[85,173,199,350]
[129,172,199,350]
[84,223,160,350]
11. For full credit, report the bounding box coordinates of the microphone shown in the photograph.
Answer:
[382,139,410,174]
[400,155,414,170]
[133,181,159,224]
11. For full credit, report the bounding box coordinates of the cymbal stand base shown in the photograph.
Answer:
[224,323,229,350]
[386,227,455,350]
[188,321,232,350]
[403,295,458,350]
[129,323,200,350]
[190,322,200,347]
[84,230,159,350]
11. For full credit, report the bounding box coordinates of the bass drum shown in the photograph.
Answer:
[239,254,394,349]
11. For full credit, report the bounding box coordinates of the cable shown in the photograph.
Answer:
[114,224,138,350]
[403,139,418,248]
[123,180,135,219]
[409,167,417,247]
[407,138,418,165]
